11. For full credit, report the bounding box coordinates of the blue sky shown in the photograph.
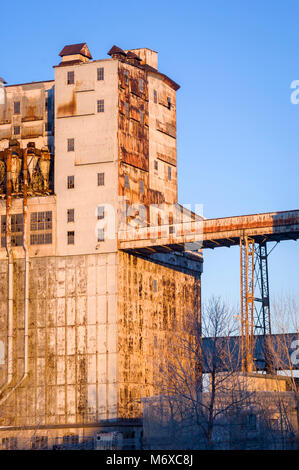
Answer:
[1,0,298,309]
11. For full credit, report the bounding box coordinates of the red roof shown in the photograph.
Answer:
[107,45,127,56]
[126,51,141,61]
[59,43,92,59]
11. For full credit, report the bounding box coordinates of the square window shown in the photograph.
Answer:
[13,126,20,135]
[67,231,75,245]
[67,71,74,85]
[67,138,74,152]
[153,90,157,103]
[97,228,104,242]
[124,174,130,189]
[97,206,104,219]
[67,176,74,189]
[97,99,104,113]
[97,67,104,81]
[14,101,20,114]
[67,209,74,223]
[154,160,158,171]
[97,172,105,186]
[168,166,172,180]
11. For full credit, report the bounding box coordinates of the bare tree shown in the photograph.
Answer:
[143,297,256,449]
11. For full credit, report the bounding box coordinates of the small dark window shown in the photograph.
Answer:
[67,231,75,245]
[14,101,20,114]
[139,110,144,124]
[67,176,74,189]
[97,67,104,81]
[167,97,171,110]
[97,99,104,113]
[139,78,144,92]
[124,174,130,189]
[67,209,74,223]
[153,279,158,292]
[46,96,52,110]
[2,437,18,450]
[153,90,157,103]
[13,126,20,135]
[97,228,104,242]
[124,70,129,85]
[63,435,79,447]
[31,436,48,450]
[125,102,129,117]
[168,166,172,180]
[248,414,257,431]
[97,206,104,220]
[67,71,74,85]
[154,160,158,171]
[67,138,74,152]
[139,180,144,194]
[97,172,105,186]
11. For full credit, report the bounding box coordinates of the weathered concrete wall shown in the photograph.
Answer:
[117,251,201,418]
[0,81,54,153]
[0,252,118,431]
[54,59,119,257]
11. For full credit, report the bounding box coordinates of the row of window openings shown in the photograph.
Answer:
[11,90,169,119]
[153,90,171,109]
[66,69,170,109]
[2,435,79,450]
[67,228,104,245]
[1,212,52,247]
[67,205,105,245]
[12,123,53,136]
[123,102,144,122]
[153,160,172,179]
[12,98,53,115]
[67,68,145,93]
[67,168,170,191]
[123,71,145,93]
[67,67,104,85]
[67,172,105,189]
[123,167,171,192]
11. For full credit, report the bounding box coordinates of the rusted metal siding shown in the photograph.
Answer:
[117,251,201,418]
[118,210,299,251]
[118,64,149,173]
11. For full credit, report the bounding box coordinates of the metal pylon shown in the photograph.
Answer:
[240,235,255,372]
[240,235,272,373]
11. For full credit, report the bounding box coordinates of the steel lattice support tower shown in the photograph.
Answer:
[240,235,273,372]
[240,235,255,372]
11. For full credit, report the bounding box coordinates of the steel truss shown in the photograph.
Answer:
[240,234,273,373]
